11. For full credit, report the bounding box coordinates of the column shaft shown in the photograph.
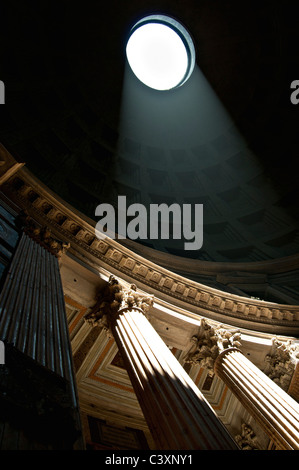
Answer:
[0,233,75,396]
[0,231,83,448]
[111,307,239,450]
[215,348,299,450]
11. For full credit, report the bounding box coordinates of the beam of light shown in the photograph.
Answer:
[114,14,284,264]
[119,62,236,149]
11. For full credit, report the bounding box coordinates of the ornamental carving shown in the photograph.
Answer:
[4,172,299,331]
[84,275,154,335]
[235,423,261,450]
[184,319,242,375]
[263,337,299,391]
[17,210,70,258]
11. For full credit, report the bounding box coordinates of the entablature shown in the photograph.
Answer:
[1,165,299,337]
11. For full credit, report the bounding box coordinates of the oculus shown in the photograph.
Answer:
[126,15,196,91]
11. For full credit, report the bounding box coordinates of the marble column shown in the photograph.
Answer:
[0,222,73,387]
[214,347,299,450]
[289,362,299,402]
[0,217,82,448]
[185,318,299,450]
[85,277,239,450]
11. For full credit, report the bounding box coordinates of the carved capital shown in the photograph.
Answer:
[17,211,70,258]
[184,319,242,375]
[262,337,299,391]
[84,275,154,336]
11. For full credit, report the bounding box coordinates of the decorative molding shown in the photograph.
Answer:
[2,169,299,334]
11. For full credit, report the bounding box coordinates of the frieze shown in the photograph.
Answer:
[122,257,136,270]
[2,171,299,332]
[162,277,174,290]
[188,287,197,299]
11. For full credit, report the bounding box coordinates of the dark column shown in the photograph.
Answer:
[0,220,83,449]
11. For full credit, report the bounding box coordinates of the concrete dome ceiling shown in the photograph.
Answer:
[1,0,299,264]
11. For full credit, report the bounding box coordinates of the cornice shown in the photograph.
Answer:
[2,165,299,336]
[120,237,299,277]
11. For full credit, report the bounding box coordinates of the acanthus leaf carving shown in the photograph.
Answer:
[184,318,242,375]
[84,275,154,336]
[17,210,70,258]
[263,337,299,391]
[235,422,261,450]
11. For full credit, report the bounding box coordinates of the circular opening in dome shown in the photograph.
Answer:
[126,15,196,91]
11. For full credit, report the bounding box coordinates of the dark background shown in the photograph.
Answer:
[1,0,299,263]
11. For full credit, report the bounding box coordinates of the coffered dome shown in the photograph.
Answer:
[1,0,299,265]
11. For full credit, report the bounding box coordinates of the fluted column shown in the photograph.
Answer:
[85,277,239,450]
[0,217,82,448]
[214,348,299,450]
[288,361,299,402]
[0,222,73,390]
[186,318,299,450]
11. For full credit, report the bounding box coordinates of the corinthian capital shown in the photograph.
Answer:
[263,337,299,391]
[118,282,154,314]
[17,211,70,258]
[184,319,242,374]
[84,275,154,334]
